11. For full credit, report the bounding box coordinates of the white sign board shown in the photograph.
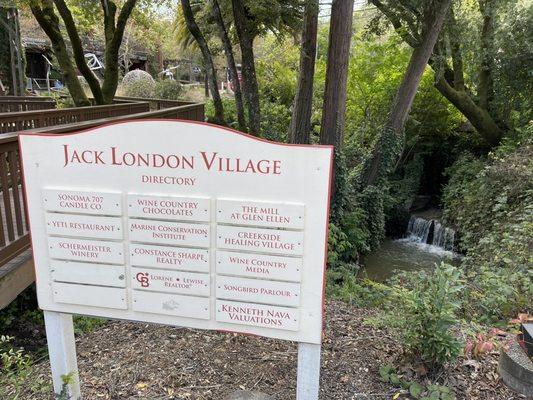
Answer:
[20,120,333,345]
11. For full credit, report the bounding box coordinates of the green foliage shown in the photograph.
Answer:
[384,154,424,236]
[326,266,390,308]
[121,69,156,98]
[357,185,385,251]
[205,98,237,127]
[442,125,533,323]
[154,80,183,100]
[379,365,455,400]
[0,335,50,399]
[0,285,41,330]
[73,316,106,334]
[56,371,77,400]
[259,100,291,142]
[372,263,464,368]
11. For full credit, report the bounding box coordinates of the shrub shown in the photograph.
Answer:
[154,79,183,100]
[442,126,533,323]
[0,335,50,398]
[371,263,464,369]
[121,69,155,98]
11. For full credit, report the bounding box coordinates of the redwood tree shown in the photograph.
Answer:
[212,0,246,131]
[289,0,319,144]
[231,0,261,135]
[29,0,139,105]
[181,0,225,124]
[319,0,355,148]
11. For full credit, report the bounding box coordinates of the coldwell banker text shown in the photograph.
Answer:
[62,145,282,175]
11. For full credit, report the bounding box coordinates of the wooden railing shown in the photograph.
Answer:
[0,137,30,267]
[113,96,196,111]
[0,101,204,270]
[0,102,150,134]
[0,96,57,113]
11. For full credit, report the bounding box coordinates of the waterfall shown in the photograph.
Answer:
[405,216,455,251]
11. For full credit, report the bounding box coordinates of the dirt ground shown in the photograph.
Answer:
[12,300,525,399]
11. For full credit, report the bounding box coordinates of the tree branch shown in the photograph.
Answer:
[53,0,104,103]
[369,0,418,47]
[447,8,465,91]
[478,0,495,111]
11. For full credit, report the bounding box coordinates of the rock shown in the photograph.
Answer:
[498,341,533,396]
[225,390,275,400]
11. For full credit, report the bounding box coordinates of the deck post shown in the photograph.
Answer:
[43,311,81,399]
[296,342,321,399]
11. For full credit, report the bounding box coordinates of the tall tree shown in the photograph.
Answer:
[29,0,89,105]
[370,0,504,146]
[319,0,355,148]
[364,0,452,186]
[181,0,225,124]
[29,0,139,105]
[288,0,319,144]
[231,0,261,135]
[211,0,246,131]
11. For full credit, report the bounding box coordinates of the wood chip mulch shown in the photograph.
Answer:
[15,300,526,399]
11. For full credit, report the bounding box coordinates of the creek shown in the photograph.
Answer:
[363,214,460,282]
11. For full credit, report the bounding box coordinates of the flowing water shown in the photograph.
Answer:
[363,215,459,282]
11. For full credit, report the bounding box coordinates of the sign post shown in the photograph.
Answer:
[20,120,333,399]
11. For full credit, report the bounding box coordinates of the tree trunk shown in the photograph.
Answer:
[434,76,502,145]
[212,0,247,132]
[101,46,121,104]
[101,0,139,104]
[319,0,354,148]
[53,0,104,104]
[29,0,90,106]
[478,0,495,112]
[181,0,225,124]
[231,0,261,135]
[289,0,319,144]
[364,0,452,186]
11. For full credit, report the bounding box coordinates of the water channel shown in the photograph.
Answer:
[362,214,460,282]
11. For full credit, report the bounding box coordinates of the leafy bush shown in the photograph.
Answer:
[154,79,182,100]
[379,365,455,400]
[371,263,464,368]
[205,98,238,127]
[327,268,390,308]
[121,69,155,98]
[442,126,533,323]
[0,336,50,398]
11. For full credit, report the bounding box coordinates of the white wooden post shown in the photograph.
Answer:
[296,342,321,399]
[43,311,81,399]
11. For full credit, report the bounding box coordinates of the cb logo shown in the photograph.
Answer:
[136,272,150,287]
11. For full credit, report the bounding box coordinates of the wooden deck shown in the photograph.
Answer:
[0,99,205,309]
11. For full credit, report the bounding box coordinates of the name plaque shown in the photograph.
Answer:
[42,189,122,216]
[216,250,302,282]
[50,260,125,288]
[48,237,124,264]
[216,300,299,331]
[130,243,209,272]
[45,213,123,240]
[132,291,210,320]
[131,267,210,296]
[217,199,305,229]
[216,275,301,307]
[128,219,210,248]
[128,194,210,222]
[216,225,304,256]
